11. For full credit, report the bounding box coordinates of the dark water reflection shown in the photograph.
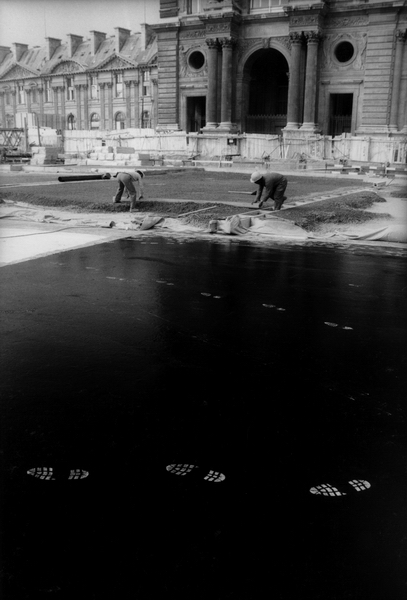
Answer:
[1,236,407,599]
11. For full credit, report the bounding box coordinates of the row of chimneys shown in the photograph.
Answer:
[0,24,153,64]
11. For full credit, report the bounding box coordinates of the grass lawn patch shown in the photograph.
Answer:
[0,171,392,232]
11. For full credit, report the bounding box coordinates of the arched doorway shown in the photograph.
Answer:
[90,113,100,130]
[67,114,76,130]
[115,111,126,130]
[244,48,288,135]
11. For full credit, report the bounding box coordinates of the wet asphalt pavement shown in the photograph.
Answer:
[1,234,407,599]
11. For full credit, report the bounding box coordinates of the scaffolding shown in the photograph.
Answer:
[0,128,24,150]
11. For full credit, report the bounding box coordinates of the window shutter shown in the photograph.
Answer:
[160,0,178,18]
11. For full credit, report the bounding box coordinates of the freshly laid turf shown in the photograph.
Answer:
[0,169,394,232]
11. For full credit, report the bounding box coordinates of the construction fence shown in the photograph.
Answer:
[61,130,407,166]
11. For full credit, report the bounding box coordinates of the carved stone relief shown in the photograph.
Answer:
[322,32,368,70]
[236,36,290,61]
[52,61,82,75]
[180,30,205,39]
[0,65,34,80]
[179,44,208,78]
[326,17,369,28]
[290,14,320,27]
[206,23,231,34]
[100,57,132,71]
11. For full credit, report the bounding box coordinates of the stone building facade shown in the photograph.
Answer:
[0,25,158,133]
[154,0,407,139]
[1,0,405,148]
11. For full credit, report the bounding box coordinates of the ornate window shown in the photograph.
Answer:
[66,77,75,101]
[67,114,76,130]
[141,110,150,129]
[5,92,11,105]
[115,111,126,130]
[18,84,25,104]
[334,41,355,65]
[31,88,37,103]
[115,73,123,98]
[250,0,288,12]
[187,0,201,14]
[44,80,52,102]
[90,113,100,129]
[90,76,99,100]
[142,70,150,96]
[188,51,205,71]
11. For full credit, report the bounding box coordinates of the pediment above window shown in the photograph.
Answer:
[0,64,37,81]
[96,55,136,71]
[51,61,84,74]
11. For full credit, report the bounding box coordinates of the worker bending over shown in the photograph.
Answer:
[250,171,287,210]
[112,170,144,211]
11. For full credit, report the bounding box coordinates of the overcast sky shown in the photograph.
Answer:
[0,0,160,49]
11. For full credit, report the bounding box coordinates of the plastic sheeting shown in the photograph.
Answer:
[214,213,407,244]
[338,225,407,244]
[216,213,309,239]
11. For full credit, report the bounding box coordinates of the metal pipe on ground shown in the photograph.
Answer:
[57,174,111,182]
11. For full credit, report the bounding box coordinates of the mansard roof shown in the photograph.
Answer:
[0,29,157,81]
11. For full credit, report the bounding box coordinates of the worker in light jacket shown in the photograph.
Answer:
[250,170,287,210]
[112,170,145,211]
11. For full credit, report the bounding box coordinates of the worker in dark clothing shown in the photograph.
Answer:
[250,171,287,210]
[112,170,144,211]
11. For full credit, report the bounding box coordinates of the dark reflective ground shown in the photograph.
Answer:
[1,236,407,600]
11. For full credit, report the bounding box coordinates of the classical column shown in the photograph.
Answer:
[107,82,113,130]
[52,86,59,117]
[389,30,406,131]
[11,90,17,122]
[99,83,106,129]
[75,85,81,129]
[300,31,321,131]
[0,92,5,126]
[285,32,304,129]
[38,86,44,120]
[125,81,131,127]
[59,86,66,129]
[204,38,219,129]
[400,38,407,133]
[219,37,236,130]
[82,84,89,129]
[25,88,32,113]
[151,78,158,129]
[132,81,139,128]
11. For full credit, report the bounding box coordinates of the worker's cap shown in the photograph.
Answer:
[136,170,145,178]
[101,172,111,179]
[250,171,263,183]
